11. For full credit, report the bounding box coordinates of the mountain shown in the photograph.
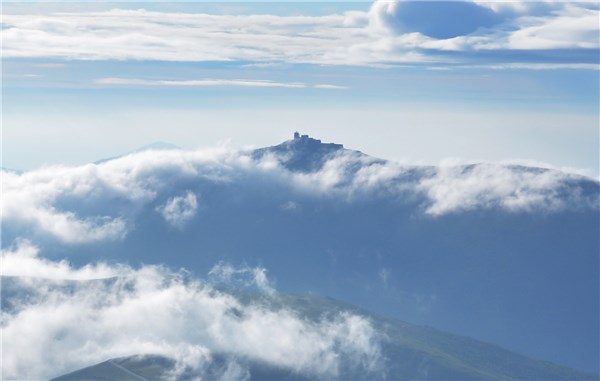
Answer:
[94,141,181,164]
[252,133,357,172]
[46,289,596,381]
[0,166,22,174]
[2,134,598,374]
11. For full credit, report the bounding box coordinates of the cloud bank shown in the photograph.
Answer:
[1,145,597,245]
[419,162,598,215]
[2,0,598,67]
[1,241,383,381]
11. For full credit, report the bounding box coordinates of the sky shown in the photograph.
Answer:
[2,0,599,176]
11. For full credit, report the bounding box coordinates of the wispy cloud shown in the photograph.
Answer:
[313,84,349,90]
[2,1,598,68]
[449,63,600,71]
[2,73,43,79]
[208,262,275,294]
[94,77,348,89]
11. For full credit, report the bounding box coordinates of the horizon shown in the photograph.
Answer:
[2,1,599,177]
[4,132,598,180]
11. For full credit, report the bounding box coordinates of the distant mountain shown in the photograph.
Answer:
[0,166,22,174]
[94,141,181,164]
[2,134,598,373]
[47,289,596,381]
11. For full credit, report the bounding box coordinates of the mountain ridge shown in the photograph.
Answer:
[180,135,596,184]
[94,141,181,164]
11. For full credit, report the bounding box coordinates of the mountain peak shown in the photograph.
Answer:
[252,132,346,172]
[133,142,181,153]
[290,131,344,150]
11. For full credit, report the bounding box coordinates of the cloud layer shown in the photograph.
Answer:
[1,242,383,381]
[2,0,598,67]
[419,162,598,215]
[1,142,597,377]
[1,145,597,245]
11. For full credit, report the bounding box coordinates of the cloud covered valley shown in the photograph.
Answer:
[2,0,599,379]
[1,137,599,378]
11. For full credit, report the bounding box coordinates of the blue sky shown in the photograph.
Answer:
[2,1,599,176]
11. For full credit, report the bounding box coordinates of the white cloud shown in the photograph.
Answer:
[1,145,597,246]
[95,77,349,90]
[2,2,597,67]
[506,6,600,50]
[1,243,383,380]
[0,240,121,280]
[313,84,349,90]
[2,10,378,65]
[157,191,198,228]
[1,167,130,244]
[96,77,308,89]
[1,147,245,243]
[419,162,596,215]
[284,150,598,215]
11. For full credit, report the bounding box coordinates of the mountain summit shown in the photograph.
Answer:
[252,132,348,172]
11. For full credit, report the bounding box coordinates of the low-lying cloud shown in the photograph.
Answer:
[1,241,383,381]
[157,191,198,228]
[420,163,598,216]
[1,145,597,246]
